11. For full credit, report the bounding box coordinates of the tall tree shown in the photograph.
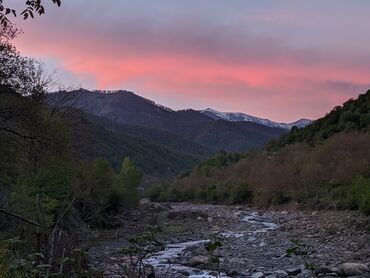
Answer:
[119,157,142,207]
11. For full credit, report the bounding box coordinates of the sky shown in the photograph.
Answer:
[12,0,370,122]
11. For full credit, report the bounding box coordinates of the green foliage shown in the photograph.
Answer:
[73,112,207,177]
[204,240,223,278]
[0,239,101,278]
[119,157,143,208]
[197,152,243,177]
[74,157,143,227]
[146,184,163,202]
[229,182,253,204]
[271,191,292,205]
[331,176,370,215]
[268,90,370,150]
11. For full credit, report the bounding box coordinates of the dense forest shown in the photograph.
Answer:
[147,91,370,215]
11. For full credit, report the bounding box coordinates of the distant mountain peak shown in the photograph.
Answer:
[200,108,311,129]
[86,89,174,112]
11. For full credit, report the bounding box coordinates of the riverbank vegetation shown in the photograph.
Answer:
[147,91,370,215]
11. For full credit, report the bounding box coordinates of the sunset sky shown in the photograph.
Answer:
[13,0,370,122]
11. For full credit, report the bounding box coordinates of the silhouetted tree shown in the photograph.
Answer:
[0,0,61,27]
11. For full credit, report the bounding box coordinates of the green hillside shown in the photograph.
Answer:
[73,113,210,176]
[267,90,370,150]
[85,113,213,159]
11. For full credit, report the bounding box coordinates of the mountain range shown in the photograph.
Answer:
[50,89,310,175]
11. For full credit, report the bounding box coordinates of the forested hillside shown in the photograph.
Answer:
[267,91,370,150]
[72,112,211,176]
[148,91,370,215]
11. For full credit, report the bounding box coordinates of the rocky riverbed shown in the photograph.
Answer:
[89,203,370,277]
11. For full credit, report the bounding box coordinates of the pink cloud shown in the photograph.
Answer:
[13,9,370,122]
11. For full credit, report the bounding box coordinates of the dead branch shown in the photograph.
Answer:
[0,208,42,227]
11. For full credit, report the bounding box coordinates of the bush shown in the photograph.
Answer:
[344,176,370,214]
[229,182,253,204]
[271,191,292,205]
[147,184,163,202]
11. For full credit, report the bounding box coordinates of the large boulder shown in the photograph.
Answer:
[187,255,208,267]
[341,263,369,276]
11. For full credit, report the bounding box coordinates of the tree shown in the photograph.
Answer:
[0,0,61,27]
[0,40,54,142]
[119,157,142,207]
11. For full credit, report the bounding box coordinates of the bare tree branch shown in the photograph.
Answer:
[0,208,42,227]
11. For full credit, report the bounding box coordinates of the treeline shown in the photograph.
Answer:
[147,91,370,215]
[0,26,142,276]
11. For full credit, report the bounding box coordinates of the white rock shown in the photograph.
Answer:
[273,270,288,278]
[251,272,264,278]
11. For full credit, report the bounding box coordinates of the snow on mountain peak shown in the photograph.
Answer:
[200,109,311,129]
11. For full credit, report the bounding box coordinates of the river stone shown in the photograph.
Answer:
[318,266,342,275]
[285,267,301,276]
[178,270,190,276]
[251,272,264,278]
[188,255,208,266]
[322,273,338,277]
[138,198,151,205]
[227,269,239,276]
[341,263,369,276]
[272,270,288,278]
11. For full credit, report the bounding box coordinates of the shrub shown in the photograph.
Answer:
[229,182,253,204]
[271,191,292,205]
[345,176,370,214]
[147,184,163,202]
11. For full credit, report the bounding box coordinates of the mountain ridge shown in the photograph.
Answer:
[200,108,311,129]
[52,89,287,153]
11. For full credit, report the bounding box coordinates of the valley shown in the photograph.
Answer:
[1,9,370,277]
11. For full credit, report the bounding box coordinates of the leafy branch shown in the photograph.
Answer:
[0,0,61,27]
